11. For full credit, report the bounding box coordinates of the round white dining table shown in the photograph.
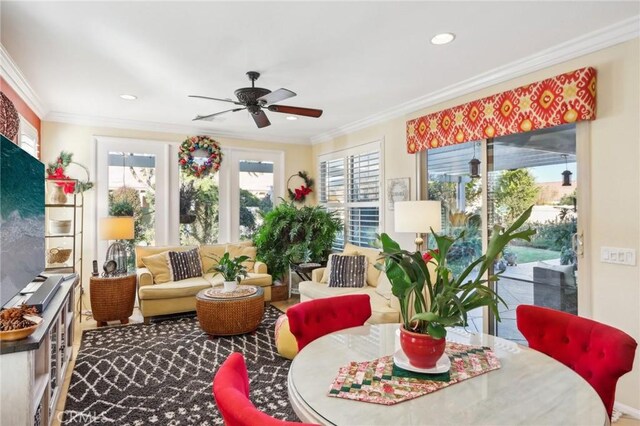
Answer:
[288,324,609,426]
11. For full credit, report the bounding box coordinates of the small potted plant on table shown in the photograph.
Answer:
[378,206,536,369]
[209,253,250,292]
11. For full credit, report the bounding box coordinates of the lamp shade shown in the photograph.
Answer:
[100,216,135,240]
[394,201,442,234]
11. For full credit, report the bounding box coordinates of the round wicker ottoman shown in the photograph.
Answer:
[196,286,265,336]
[89,274,136,327]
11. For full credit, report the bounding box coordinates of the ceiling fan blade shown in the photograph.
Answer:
[267,105,323,118]
[251,110,271,128]
[257,88,296,105]
[189,95,244,106]
[193,107,246,121]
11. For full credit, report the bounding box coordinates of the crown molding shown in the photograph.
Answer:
[310,15,640,144]
[44,111,310,145]
[0,44,48,118]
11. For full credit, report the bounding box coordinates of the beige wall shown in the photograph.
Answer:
[41,121,313,306]
[312,38,640,410]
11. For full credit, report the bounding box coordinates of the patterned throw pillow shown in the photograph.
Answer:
[328,255,367,288]
[167,248,203,281]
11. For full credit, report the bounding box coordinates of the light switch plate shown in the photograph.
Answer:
[601,247,636,266]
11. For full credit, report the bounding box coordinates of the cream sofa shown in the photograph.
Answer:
[298,243,400,324]
[135,242,272,322]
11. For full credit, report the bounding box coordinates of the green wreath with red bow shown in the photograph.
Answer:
[179,135,222,178]
[287,171,314,203]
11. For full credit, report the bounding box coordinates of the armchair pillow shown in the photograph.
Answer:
[328,255,367,288]
[167,248,203,281]
[141,251,171,284]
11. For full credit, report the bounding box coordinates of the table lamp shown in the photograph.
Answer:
[100,216,135,275]
[394,200,442,251]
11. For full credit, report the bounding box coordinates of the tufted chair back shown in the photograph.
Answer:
[516,305,637,418]
[286,294,372,351]
[213,352,317,426]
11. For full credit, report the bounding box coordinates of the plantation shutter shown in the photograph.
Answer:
[319,143,381,251]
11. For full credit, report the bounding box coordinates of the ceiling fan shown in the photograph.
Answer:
[189,71,323,128]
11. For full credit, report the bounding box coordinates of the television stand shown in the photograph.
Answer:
[0,274,78,426]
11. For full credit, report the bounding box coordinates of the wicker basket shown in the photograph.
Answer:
[47,248,72,264]
[90,275,137,326]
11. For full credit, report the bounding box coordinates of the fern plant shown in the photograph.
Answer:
[253,201,342,280]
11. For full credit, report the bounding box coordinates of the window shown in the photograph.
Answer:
[18,116,38,158]
[319,142,381,250]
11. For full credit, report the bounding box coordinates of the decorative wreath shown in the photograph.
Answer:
[179,135,222,178]
[287,171,314,203]
[46,151,94,194]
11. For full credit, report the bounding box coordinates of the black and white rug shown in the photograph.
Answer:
[63,306,298,425]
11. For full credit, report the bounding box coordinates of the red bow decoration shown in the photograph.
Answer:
[294,185,312,200]
[47,167,76,194]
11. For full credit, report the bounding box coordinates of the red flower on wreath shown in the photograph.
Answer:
[294,185,312,201]
[47,166,76,194]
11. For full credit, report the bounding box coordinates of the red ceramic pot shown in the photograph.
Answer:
[399,325,446,369]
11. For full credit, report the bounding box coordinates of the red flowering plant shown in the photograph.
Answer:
[46,151,93,194]
[377,206,536,339]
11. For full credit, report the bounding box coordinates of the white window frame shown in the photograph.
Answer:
[18,116,38,158]
[318,139,384,249]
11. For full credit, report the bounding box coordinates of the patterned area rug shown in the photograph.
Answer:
[63,306,297,425]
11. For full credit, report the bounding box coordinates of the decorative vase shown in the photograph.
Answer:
[223,280,238,292]
[399,325,446,369]
[50,185,68,204]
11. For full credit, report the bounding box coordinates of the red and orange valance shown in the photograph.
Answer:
[406,67,596,153]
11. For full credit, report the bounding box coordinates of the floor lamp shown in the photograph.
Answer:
[100,216,135,276]
[394,200,442,252]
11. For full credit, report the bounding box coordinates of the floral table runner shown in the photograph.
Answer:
[328,342,500,405]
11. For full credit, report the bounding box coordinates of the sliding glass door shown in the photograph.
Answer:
[487,124,578,343]
[424,124,580,343]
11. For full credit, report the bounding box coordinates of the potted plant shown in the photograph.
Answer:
[254,201,342,281]
[208,252,250,292]
[378,205,536,369]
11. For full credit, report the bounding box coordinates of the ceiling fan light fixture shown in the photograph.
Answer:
[286,116,298,121]
[119,94,137,100]
[431,32,456,45]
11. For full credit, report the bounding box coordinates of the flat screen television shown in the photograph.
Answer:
[0,135,45,307]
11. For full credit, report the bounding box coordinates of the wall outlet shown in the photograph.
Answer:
[601,247,636,266]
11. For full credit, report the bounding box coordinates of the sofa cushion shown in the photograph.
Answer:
[200,244,227,273]
[298,281,399,324]
[136,245,196,268]
[204,272,272,288]
[138,276,211,300]
[321,253,355,283]
[226,243,257,270]
[344,243,382,287]
[168,248,203,281]
[141,251,171,284]
[328,255,367,288]
[375,272,393,300]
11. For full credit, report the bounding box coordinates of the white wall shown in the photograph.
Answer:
[312,38,640,410]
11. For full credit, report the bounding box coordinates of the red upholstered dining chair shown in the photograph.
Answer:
[286,294,372,351]
[213,352,318,426]
[516,305,637,418]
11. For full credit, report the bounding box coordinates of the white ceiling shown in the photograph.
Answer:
[1,2,638,144]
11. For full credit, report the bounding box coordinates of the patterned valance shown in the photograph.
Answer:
[406,67,596,153]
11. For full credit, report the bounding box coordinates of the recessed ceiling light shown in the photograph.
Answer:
[430,32,455,45]
[119,94,137,100]
[286,116,298,121]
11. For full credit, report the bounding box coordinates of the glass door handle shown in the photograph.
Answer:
[572,232,584,257]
